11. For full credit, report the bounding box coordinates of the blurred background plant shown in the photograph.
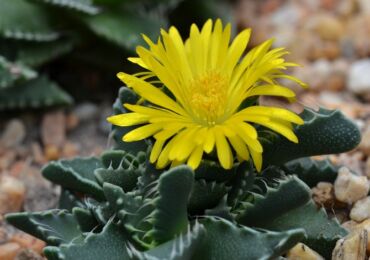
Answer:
[0,0,233,110]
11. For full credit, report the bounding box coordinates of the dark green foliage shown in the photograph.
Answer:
[6,210,83,246]
[263,108,361,166]
[260,201,348,258]
[42,157,105,200]
[235,176,311,226]
[0,76,72,110]
[0,0,230,110]
[6,105,359,259]
[283,157,339,187]
[196,217,305,260]
[44,221,132,260]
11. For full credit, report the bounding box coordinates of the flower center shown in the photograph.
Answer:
[189,71,228,125]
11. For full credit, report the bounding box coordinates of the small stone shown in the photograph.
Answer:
[359,126,370,156]
[0,150,16,171]
[74,102,98,122]
[65,113,79,131]
[0,242,22,260]
[348,219,370,254]
[332,230,367,260]
[358,0,370,15]
[44,144,60,161]
[312,182,335,208]
[61,141,79,158]
[15,249,44,260]
[348,59,370,95]
[308,14,343,41]
[41,110,66,148]
[0,119,26,148]
[334,167,369,204]
[10,233,45,254]
[366,157,370,179]
[350,197,370,222]
[286,242,324,260]
[0,176,25,214]
[30,142,45,165]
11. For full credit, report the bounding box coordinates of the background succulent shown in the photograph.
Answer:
[0,0,232,110]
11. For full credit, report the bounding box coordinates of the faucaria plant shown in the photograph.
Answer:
[6,20,360,259]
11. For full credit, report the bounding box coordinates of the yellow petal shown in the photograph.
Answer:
[246,85,296,99]
[123,124,162,142]
[187,146,203,169]
[107,113,148,127]
[214,127,233,169]
[150,139,165,163]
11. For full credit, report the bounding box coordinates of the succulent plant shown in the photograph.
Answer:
[0,0,231,110]
[6,83,360,259]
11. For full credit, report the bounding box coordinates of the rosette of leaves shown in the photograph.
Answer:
[6,86,360,259]
[0,0,231,110]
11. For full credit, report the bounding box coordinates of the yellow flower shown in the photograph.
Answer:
[108,19,306,171]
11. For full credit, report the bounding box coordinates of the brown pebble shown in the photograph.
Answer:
[15,249,44,260]
[41,111,66,148]
[0,242,22,260]
[44,145,60,161]
[65,113,79,131]
[62,142,79,158]
[0,176,25,214]
[10,233,45,254]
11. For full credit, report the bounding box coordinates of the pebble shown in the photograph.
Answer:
[30,142,45,165]
[41,110,66,148]
[10,233,45,254]
[350,197,370,222]
[332,229,367,260]
[18,165,60,212]
[74,102,99,122]
[15,249,44,260]
[286,242,324,259]
[61,141,79,158]
[65,113,79,131]
[308,14,343,41]
[0,176,25,214]
[359,126,370,156]
[348,59,370,95]
[312,182,335,208]
[334,167,369,204]
[44,144,60,161]
[0,119,26,148]
[0,242,22,260]
[358,0,370,15]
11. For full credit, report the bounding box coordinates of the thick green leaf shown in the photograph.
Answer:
[134,222,205,260]
[16,37,75,67]
[95,150,143,192]
[195,217,305,260]
[0,76,72,110]
[263,108,361,166]
[58,189,85,211]
[29,0,100,15]
[283,157,338,187]
[42,157,104,200]
[44,221,131,260]
[6,210,83,246]
[83,11,166,51]
[188,179,230,214]
[103,183,153,248]
[260,201,348,258]
[72,207,98,232]
[145,166,194,245]
[0,0,59,41]
[0,55,37,88]
[236,176,311,226]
